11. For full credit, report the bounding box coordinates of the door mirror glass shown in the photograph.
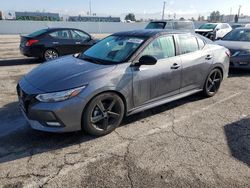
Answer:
[139,55,157,65]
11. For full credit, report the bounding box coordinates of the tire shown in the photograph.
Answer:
[83,92,125,136]
[43,49,59,61]
[203,68,223,97]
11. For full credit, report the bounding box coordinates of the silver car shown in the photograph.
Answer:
[17,30,230,136]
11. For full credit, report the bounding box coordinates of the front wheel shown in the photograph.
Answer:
[83,92,125,136]
[203,68,223,97]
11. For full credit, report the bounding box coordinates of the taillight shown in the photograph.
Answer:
[225,50,231,58]
[25,39,39,46]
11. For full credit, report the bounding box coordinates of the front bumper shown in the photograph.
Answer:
[17,83,87,133]
[230,56,250,69]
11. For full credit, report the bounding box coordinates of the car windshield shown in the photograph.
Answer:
[82,35,145,64]
[199,23,217,30]
[145,22,166,29]
[28,29,48,37]
[222,29,250,41]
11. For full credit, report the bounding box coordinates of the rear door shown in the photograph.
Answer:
[176,34,212,92]
[47,29,74,55]
[70,29,93,53]
[132,35,182,107]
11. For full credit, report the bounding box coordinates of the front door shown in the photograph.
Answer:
[132,35,182,107]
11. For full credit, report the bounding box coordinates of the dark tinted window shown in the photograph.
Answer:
[197,37,205,49]
[145,22,166,29]
[178,35,199,54]
[199,23,217,30]
[174,22,194,30]
[71,30,90,41]
[223,29,250,41]
[141,36,176,59]
[49,30,71,39]
[28,29,47,37]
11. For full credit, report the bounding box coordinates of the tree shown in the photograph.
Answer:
[209,11,221,22]
[179,17,185,21]
[125,13,136,21]
[234,14,239,23]
[0,11,2,20]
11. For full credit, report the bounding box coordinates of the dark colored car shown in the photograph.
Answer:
[145,20,195,32]
[17,30,229,136]
[216,27,250,69]
[20,28,98,61]
[231,24,245,29]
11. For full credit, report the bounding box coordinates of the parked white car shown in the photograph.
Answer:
[195,23,232,40]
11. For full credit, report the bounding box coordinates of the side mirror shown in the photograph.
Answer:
[138,55,157,65]
[216,37,222,40]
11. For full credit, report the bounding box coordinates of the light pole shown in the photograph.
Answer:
[162,1,166,20]
[237,5,242,20]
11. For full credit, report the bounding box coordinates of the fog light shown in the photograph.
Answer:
[46,122,61,127]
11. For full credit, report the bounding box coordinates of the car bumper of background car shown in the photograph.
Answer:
[230,56,250,69]
[19,45,42,58]
[17,85,87,133]
[20,46,33,57]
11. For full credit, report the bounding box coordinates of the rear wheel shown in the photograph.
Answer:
[203,68,223,97]
[43,49,59,61]
[83,92,125,136]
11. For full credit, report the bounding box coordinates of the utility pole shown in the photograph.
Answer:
[229,7,232,22]
[237,5,242,19]
[89,0,92,16]
[162,1,166,20]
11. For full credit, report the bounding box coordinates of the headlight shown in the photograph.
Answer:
[36,86,86,102]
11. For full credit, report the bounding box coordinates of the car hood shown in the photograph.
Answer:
[23,55,117,93]
[195,29,213,33]
[215,40,250,50]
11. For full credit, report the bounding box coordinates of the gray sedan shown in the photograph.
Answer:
[17,30,230,136]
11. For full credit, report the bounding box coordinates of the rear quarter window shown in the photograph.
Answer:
[178,35,199,54]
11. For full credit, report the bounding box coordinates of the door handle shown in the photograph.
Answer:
[52,42,59,44]
[171,63,181,69]
[75,42,81,44]
[205,55,213,60]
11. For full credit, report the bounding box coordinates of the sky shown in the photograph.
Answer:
[0,0,250,19]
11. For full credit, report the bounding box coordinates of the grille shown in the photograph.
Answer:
[17,85,36,113]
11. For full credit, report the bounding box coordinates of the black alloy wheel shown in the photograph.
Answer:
[83,92,125,136]
[203,68,223,97]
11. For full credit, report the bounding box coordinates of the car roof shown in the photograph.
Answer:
[46,27,83,31]
[149,20,193,23]
[113,29,190,38]
[235,27,250,30]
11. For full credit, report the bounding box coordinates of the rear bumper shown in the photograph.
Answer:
[20,45,42,58]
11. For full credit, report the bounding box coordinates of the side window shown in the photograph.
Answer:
[140,36,176,60]
[71,30,90,41]
[197,37,205,49]
[221,24,228,29]
[49,30,70,39]
[178,35,199,54]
